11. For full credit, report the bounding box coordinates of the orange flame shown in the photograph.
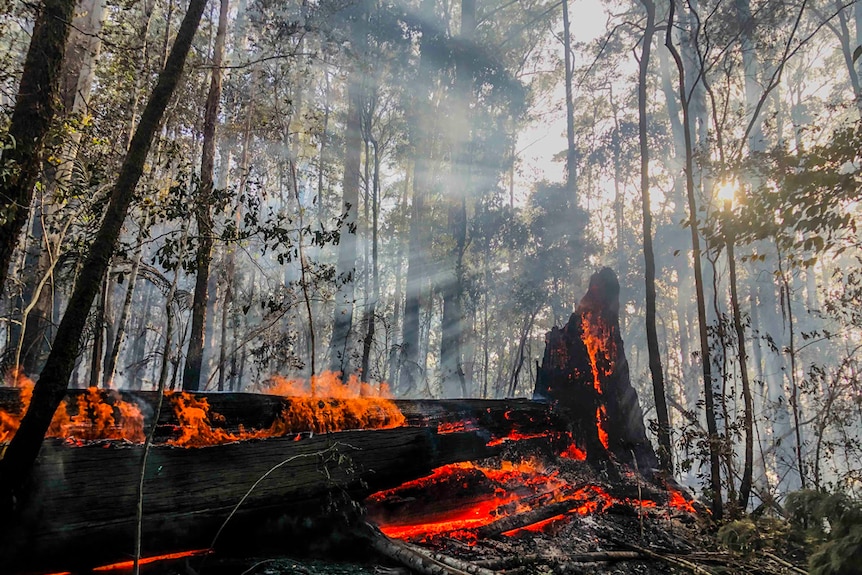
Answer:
[581,314,612,449]
[559,442,587,460]
[264,372,405,435]
[165,372,406,447]
[1,371,144,444]
[668,489,698,513]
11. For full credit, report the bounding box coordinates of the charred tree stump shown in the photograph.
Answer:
[534,268,659,472]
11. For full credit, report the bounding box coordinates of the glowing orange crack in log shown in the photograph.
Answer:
[581,314,612,449]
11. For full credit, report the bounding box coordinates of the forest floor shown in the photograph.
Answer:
[135,440,811,575]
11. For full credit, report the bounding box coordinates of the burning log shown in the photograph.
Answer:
[534,267,660,472]
[0,426,496,573]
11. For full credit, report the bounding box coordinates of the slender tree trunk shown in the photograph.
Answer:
[328,12,366,376]
[360,141,381,382]
[183,0,229,391]
[0,0,77,296]
[638,0,673,474]
[440,0,474,397]
[0,0,208,515]
[399,0,437,396]
[725,225,754,510]
[89,266,110,388]
[561,0,577,197]
[104,210,149,388]
[777,249,806,489]
[665,0,723,519]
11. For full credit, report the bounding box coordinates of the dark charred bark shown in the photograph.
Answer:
[638,0,673,474]
[534,268,660,473]
[0,0,208,516]
[0,0,76,297]
[183,0,229,391]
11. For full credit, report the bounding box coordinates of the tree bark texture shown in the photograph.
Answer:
[183,0,230,391]
[0,0,208,516]
[0,0,77,296]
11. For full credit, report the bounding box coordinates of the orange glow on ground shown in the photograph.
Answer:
[90,549,211,571]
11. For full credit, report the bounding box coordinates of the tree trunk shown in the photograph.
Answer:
[638,0,672,474]
[183,0,229,391]
[665,1,723,519]
[400,0,436,396]
[89,266,110,388]
[0,0,76,297]
[104,210,149,388]
[328,12,365,376]
[561,0,577,196]
[440,0,475,397]
[0,0,208,515]
[361,141,381,382]
[725,228,753,511]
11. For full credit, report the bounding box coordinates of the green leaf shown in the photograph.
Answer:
[853,45,862,64]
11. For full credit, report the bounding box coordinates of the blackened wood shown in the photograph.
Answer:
[534,268,660,471]
[0,391,570,440]
[0,427,493,573]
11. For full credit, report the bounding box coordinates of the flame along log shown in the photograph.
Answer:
[0,391,573,574]
[534,268,660,472]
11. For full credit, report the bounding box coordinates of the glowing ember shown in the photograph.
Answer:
[486,430,551,446]
[559,442,587,460]
[668,489,698,513]
[501,513,567,536]
[368,458,607,542]
[437,420,479,434]
[581,314,612,449]
[90,549,211,571]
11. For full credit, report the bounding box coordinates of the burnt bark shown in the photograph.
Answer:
[534,268,659,472]
[0,0,77,296]
[0,0,208,515]
[183,0,230,391]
